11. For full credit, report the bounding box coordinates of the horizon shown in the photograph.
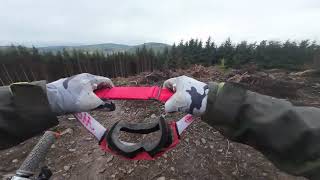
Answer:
[0,41,169,48]
[1,38,319,48]
[1,0,319,47]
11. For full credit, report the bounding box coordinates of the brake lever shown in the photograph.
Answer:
[94,100,116,111]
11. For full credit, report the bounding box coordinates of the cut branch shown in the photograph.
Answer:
[2,64,13,83]
[20,64,30,82]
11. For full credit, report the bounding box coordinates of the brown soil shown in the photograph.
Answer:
[1,65,319,180]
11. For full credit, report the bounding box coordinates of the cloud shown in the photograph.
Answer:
[0,0,319,46]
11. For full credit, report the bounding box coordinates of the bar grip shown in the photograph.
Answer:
[16,131,57,177]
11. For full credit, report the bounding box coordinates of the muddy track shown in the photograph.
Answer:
[0,100,306,180]
[2,66,318,180]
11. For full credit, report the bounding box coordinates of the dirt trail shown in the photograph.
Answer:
[1,66,319,180]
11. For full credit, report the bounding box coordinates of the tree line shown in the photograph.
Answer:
[0,37,319,85]
[0,45,157,85]
[166,38,319,69]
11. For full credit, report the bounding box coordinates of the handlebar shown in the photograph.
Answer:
[14,131,58,179]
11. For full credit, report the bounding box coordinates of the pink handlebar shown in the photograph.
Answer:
[95,86,174,103]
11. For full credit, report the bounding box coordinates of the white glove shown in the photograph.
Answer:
[163,76,209,116]
[47,73,114,115]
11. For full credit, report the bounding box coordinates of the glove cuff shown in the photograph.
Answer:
[202,82,250,129]
[201,82,224,122]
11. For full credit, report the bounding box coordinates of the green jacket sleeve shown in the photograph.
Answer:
[0,81,58,150]
[202,82,320,179]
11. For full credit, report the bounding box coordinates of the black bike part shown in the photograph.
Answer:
[95,100,116,111]
[106,116,173,158]
[37,166,53,180]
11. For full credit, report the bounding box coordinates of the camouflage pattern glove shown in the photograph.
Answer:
[47,73,114,115]
[163,76,209,116]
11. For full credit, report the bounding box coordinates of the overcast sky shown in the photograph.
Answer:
[0,0,319,46]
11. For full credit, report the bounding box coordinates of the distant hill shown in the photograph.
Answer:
[37,42,170,54]
[0,46,13,50]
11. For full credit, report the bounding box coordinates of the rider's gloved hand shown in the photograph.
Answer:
[163,76,211,116]
[46,73,114,115]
